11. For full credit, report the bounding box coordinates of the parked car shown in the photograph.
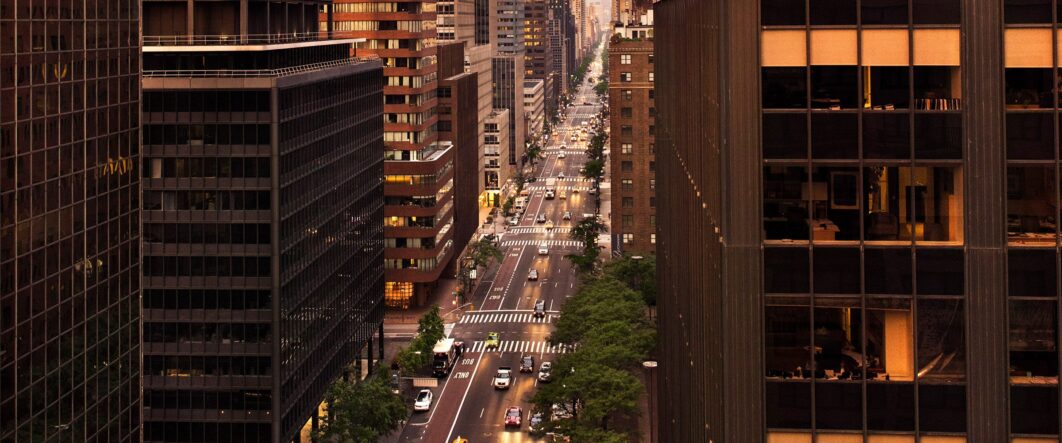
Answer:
[529,412,546,434]
[505,406,523,427]
[538,361,553,382]
[414,389,433,412]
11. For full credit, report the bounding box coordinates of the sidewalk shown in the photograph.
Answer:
[383,277,461,326]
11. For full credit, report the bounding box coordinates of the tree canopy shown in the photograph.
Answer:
[317,371,407,442]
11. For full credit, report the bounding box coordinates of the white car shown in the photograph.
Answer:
[538,244,549,255]
[558,172,565,178]
[494,367,513,389]
[414,389,433,411]
[528,269,539,281]
[509,216,519,226]
[558,152,566,159]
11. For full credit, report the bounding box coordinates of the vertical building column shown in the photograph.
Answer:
[186,0,195,42]
[721,0,764,440]
[240,0,248,42]
[962,0,1009,440]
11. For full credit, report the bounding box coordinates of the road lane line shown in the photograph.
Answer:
[444,350,486,442]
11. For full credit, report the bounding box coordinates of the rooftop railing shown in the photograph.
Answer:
[143,32,329,46]
[143,58,369,78]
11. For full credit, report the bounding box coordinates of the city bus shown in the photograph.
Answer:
[432,338,459,377]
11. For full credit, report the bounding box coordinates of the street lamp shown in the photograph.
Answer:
[642,361,658,443]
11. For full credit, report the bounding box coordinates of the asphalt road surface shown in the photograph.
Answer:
[395,45,607,443]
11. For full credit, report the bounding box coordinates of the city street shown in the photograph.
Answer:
[395,46,606,443]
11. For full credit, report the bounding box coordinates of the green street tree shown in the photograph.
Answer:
[552,277,644,346]
[581,158,605,182]
[317,372,407,442]
[604,254,658,306]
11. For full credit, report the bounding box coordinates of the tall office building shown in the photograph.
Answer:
[330,0,456,308]
[657,0,1062,442]
[608,18,654,254]
[1,1,141,441]
[485,109,513,194]
[494,0,527,174]
[524,0,559,119]
[437,42,481,266]
[439,0,498,206]
[140,2,385,441]
[524,79,547,138]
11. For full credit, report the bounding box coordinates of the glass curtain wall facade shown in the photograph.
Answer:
[141,2,385,441]
[657,0,1062,442]
[0,0,142,441]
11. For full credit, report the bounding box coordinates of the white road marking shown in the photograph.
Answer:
[445,349,487,442]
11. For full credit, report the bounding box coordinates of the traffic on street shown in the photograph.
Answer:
[395,43,608,443]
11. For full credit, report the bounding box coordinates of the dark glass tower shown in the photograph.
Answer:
[139,1,385,441]
[0,0,142,441]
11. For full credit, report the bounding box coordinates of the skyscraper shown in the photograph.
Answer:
[657,0,1062,442]
[608,17,655,254]
[495,0,528,173]
[330,0,455,308]
[139,1,385,441]
[1,0,142,441]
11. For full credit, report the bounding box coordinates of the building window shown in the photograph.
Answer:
[622,233,634,244]
[648,54,654,64]
[649,72,654,82]
[622,215,634,228]
[1007,166,1057,245]
[621,143,633,154]
[384,281,414,309]
[621,72,632,82]
[621,107,633,118]
[649,125,655,135]
[622,179,634,191]
[650,215,656,227]
[650,197,656,207]
[649,89,654,100]
[621,126,633,136]
[622,161,633,172]
[620,54,631,65]
[623,197,634,208]
[650,179,656,190]
[623,90,633,100]
[650,233,656,244]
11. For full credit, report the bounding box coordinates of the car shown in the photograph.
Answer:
[545,220,555,230]
[538,361,553,382]
[494,367,513,389]
[520,355,535,373]
[551,403,573,421]
[538,244,549,255]
[533,299,546,318]
[528,412,546,434]
[528,269,539,281]
[414,389,433,411]
[558,172,565,178]
[485,332,500,349]
[588,187,597,195]
[505,406,523,427]
[509,216,519,226]
[563,211,572,220]
[570,136,577,142]
[558,152,566,159]
[572,187,579,193]
[536,214,547,223]
[560,144,567,150]
[545,190,555,200]
[558,191,566,200]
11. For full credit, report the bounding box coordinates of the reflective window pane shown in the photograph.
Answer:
[763,113,808,159]
[764,166,810,241]
[916,298,966,381]
[1008,249,1057,297]
[814,247,860,294]
[865,249,913,295]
